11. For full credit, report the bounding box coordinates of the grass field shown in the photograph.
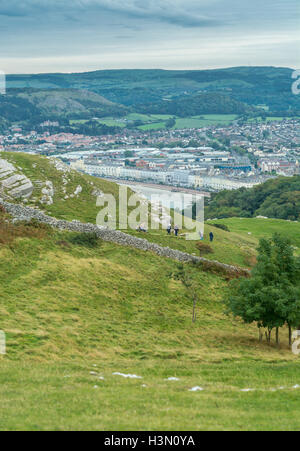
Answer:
[247,117,300,123]
[70,113,239,131]
[1,217,300,431]
[209,217,300,255]
[1,154,300,430]
[71,115,299,129]
[70,118,127,128]
[172,114,238,129]
[138,122,167,131]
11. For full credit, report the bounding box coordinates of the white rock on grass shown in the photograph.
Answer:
[49,158,71,173]
[41,181,54,205]
[189,386,204,392]
[112,372,142,379]
[74,185,82,196]
[166,377,180,381]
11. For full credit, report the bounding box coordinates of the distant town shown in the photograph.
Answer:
[1,118,299,192]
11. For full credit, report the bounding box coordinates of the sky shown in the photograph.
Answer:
[0,0,299,74]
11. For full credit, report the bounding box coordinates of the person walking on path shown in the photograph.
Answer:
[174,225,179,237]
[209,232,214,242]
[167,223,172,235]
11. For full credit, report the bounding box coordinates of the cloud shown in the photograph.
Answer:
[0,0,297,30]
[87,0,217,27]
[0,0,218,27]
[0,0,299,73]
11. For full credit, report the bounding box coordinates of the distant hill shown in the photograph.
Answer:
[6,66,300,114]
[136,92,255,116]
[0,88,127,130]
[205,176,300,221]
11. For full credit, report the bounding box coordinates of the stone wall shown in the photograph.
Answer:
[0,198,250,277]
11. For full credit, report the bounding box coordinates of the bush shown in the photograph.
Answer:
[210,223,230,232]
[199,260,250,280]
[196,242,214,257]
[0,218,50,245]
[68,232,101,248]
[19,218,52,232]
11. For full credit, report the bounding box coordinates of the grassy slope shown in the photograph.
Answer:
[1,154,300,430]
[0,152,124,223]
[0,152,258,268]
[128,217,300,269]
[210,218,300,255]
[127,227,257,269]
[3,152,299,270]
[1,221,300,431]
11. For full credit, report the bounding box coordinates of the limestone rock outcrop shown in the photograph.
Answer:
[0,159,33,199]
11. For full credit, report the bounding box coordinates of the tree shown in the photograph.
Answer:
[226,234,300,346]
[172,265,199,323]
[166,117,176,129]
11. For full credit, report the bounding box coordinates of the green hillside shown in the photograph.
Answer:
[1,208,300,431]
[0,89,127,132]
[205,176,300,221]
[1,153,300,431]
[137,93,254,117]
[0,152,126,224]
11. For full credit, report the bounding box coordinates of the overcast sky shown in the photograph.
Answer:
[1,0,299,74]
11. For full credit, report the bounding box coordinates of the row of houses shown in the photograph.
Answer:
[71,160,261,191]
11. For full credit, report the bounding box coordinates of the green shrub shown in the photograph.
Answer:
[196,242,214,256]
[68,232,101,248]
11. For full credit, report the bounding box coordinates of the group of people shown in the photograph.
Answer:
[136,222,215,242]
[167,224,180,237]
[199,231,215,242]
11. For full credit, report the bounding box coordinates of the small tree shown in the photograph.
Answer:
[173,265,199,323]
[226,234,300,346]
